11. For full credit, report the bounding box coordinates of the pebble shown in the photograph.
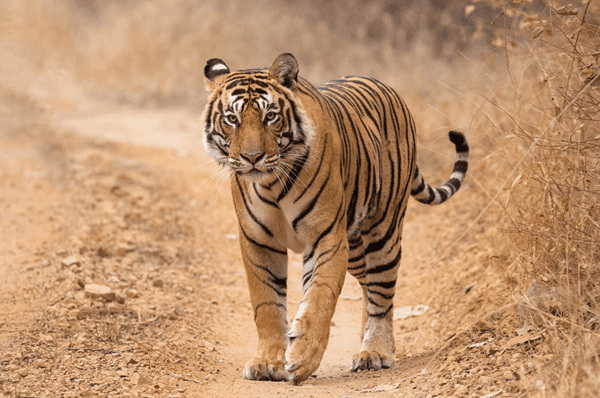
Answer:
[61,256,81,268]
[503,370,516,380]
[85,284,116,302]
[17,368,29,377]
[39,334,55,344]
[32,359,46,368]
[125,356,138,365]
[153,279,164,288]
[116,243,135,256]
[131,372,151,385]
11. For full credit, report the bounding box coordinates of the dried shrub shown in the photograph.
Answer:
[478,1,600,395]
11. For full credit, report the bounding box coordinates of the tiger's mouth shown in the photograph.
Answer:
[233,164,277,178]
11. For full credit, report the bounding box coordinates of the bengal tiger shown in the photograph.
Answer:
[201,53,468,383]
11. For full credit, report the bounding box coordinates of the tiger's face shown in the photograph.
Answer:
[202,55,313,182]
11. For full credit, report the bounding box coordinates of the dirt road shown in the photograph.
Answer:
[0,86,542,398]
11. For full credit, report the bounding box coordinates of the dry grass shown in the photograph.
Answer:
[471,1,600,396]
[3,0,600,396]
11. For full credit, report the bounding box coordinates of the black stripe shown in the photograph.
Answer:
[365,188,404,254]
[278,149,310,201]
[253,184,279,208]
[303,201,344,263]
[347,262,365,270]
[236,177,274,237]
[368,289,394,300]
[446,178,461,191]
[366,279,396,289]
[438,187,448,202]
[418,186,435,204]
[246,257,287,293]
[368,303,394,318]
[453,160,468,174]
[366,247,402,275]
[349,253,365,263]
[294,139,327,204]
[239,224,286,255]
[292,173,331,230]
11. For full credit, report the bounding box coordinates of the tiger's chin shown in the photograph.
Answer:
[234,167,277,183]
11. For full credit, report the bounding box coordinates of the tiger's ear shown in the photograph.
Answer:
[269,53,299,91]
[204,58,230,92]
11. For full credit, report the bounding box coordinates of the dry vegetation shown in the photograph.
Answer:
[483,1,600,396]
[1,0,600,397]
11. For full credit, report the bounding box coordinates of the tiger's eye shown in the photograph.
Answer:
[226,114,238,125]
[265,112,277,123]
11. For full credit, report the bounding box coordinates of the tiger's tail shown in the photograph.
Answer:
[411,131,469,205]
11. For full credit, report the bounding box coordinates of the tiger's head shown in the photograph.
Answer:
[201,53,314,182]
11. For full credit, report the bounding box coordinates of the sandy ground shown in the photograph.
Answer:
[0,81,549,398]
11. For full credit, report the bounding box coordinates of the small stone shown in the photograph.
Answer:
[116,369,129,377]
[131,372,151,385]
[17,368,29,377]
[116,243,135,256]
[152,279,164,288]
[126,289,139,298]
[39,334,55,344]
[503,370,516,380]
[85,284,116,302]
[32,359,46,368]
[476,320,494,332]
[125,356,138,365]
[61,256,81,268]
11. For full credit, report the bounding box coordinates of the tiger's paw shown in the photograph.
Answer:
[351,350,393,371]
[243,358,289,381]
[285,317,328,384]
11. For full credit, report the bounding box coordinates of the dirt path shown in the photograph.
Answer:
[0,88,542,398]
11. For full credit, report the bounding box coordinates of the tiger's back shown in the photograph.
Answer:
[318,76,417,238]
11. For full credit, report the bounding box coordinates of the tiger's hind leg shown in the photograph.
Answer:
[348,220,404,372]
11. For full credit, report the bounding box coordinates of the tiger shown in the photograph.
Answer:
[201,53,469,383]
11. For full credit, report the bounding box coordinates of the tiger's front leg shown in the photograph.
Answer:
[285,230,348,384]
[239,228,290,381]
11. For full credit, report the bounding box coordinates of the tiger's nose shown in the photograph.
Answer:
[240,151,265,165]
